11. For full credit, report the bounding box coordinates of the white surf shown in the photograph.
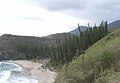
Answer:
[0,62,38,83]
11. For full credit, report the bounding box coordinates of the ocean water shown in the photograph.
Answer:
[0,61,38,83]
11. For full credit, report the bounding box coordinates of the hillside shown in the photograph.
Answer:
[46,33,70,43]
[69,26,88,35]
[55,28,120,83]
[0,33,70,60]
[108,20,120,29]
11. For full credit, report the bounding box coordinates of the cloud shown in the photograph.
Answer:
[16,17,42,21]
[33,0,120,24]
[0,13,88,36]
[0,0,88,37]
[0,16,42,21]
[1,0,120,37]
[32,0,87,10]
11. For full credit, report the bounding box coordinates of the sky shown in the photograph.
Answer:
[0,0,120,37]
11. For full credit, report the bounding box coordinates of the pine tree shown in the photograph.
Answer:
[105,21,108,35]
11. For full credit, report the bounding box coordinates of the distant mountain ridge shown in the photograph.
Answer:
[69,26,88,35]
[69,20,120,35]
[108,20,120,28]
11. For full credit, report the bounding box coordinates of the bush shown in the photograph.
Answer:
[100,50,114,70]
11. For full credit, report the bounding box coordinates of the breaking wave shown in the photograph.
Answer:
[0,62,38,83]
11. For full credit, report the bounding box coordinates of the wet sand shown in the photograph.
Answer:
[10,60,56,83]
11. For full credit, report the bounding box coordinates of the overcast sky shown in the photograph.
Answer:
[0,0,120,37]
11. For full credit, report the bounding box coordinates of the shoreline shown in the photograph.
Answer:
[9,60,56,83]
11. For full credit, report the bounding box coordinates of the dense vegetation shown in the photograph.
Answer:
[14,21,108,67]
[55,28,120,83]
[49,21,108,67]
[15,43,51,59]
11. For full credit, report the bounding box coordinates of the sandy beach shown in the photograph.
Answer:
[10,60,56,83]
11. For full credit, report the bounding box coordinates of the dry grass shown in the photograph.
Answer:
[55,28,120,83]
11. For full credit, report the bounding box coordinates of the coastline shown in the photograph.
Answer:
[9,60,56,83]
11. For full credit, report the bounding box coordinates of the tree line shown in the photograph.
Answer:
[15,21,108,66]
[49,21,108,66]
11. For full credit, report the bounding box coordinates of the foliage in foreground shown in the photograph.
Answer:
[55,28,120,83]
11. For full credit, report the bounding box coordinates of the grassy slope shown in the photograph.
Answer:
[55,28,120,83]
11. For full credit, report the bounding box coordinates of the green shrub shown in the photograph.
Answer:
[100,50,114,70]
